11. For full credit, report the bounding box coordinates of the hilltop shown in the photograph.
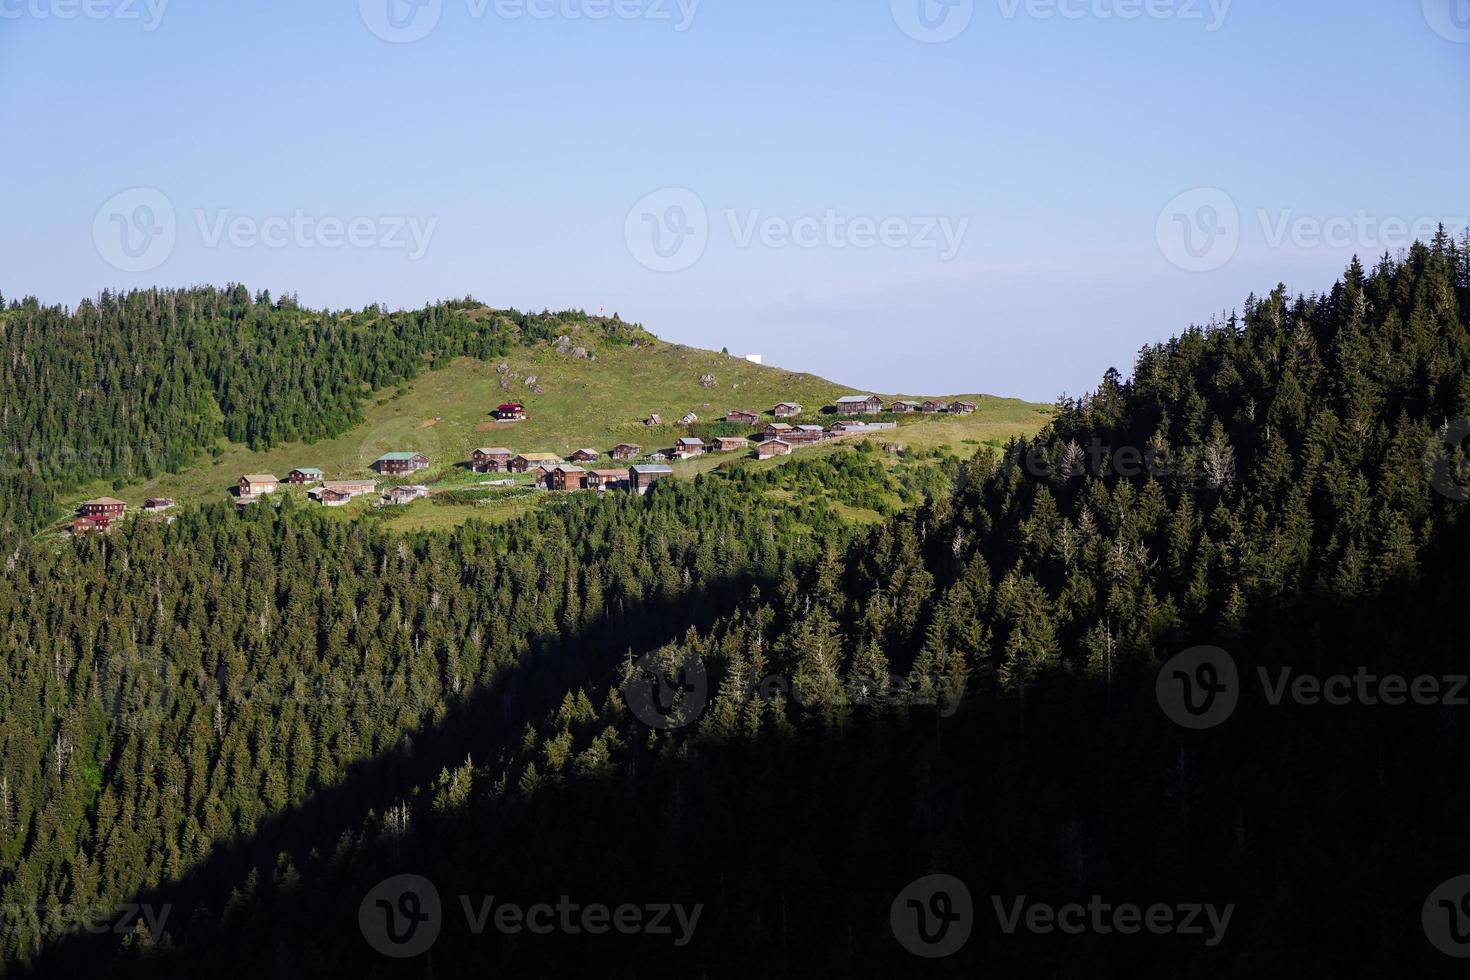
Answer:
[44,292,1050,530]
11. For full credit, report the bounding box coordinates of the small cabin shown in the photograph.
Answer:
[238,475,279,496]
[773,403,802,418]
[673,437,706,459]
[725,410,760,425]
[372,452,429,475]
[644,414,662,427]
[612,444,641,460]
[471,448,512,473]
[629,465,673,493]
[143,497,176,513]
[548,465,586,491]
[315,488,351,507]
[510,452,562,473]
[385,485,429,505]
[756,439,792,459]
[763,422,794,439]
[949,400,978,415]
[889,400,922,413]
[835,394,883,416]
[569,449,601,463]
[496,403,528,421]
[787,425,826,443]
[72,515,106,534]
[921,400,947,414]
[584,468,627,490]
[714,437,749,451]
[285,468,324,484]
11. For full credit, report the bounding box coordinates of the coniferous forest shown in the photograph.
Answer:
[4,233,1470,976]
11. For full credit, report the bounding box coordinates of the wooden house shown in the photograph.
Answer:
[143,497,175,512]
[921,399,948,413]
[496,403,528,421]
[787,425,826,443]
[835,394,883,416]
[72,515,106,534]
[889,400,922,413]
[238,475,279,497]
[79,497,127,520]
[773,403,802,418]
[548,465,586,491]
[315,488,352,507]
[673,437,706,459]
[612,444,641,460]
[725,410,760,425]
[569,449,601,463]
[285,468,323,484]
[949,400,978,415]
[763,422,794,439]
[385,485,429,505]
[510,452,562,473]
[584,468,627,491]
[471,448,512,473]
[372,452,429,475]
[312,481,376,502]
[756,439,792,459]
[629,465,673,493]
[714,437,749,452]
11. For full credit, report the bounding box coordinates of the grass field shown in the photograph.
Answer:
[67,337,1053,532]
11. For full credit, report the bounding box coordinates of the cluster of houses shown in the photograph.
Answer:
[71,395,980,531]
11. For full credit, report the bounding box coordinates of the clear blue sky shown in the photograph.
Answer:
[1,0,1466,401]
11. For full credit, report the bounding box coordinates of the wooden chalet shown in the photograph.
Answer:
[763,422,794,439]
[372,452,429,475]
[569,449,601,463]
[724,410,760,425]
[510,452,562,473]
[612,444,641,460]
[673,437,706,459]
[315,488,352,507]
[921,399,947,413]
[143,497,175,512]
[888,400,922,413]
[285,468,324,484]
[385,485,429,505]
[949,400,978,415]
[773,403,802,418]
[714,436,749,451]
[72,515,107,534]
[584,468,627,491]
[311,481,376,503]
[756,439,792,459]
[238,475,279,496]
[471,448,512,473]
[496,403,528,421]
[548,465,586,491]
[79,497,127,520]
[787,425,826,443]
[629,465,673,493]
[835,394,884,416]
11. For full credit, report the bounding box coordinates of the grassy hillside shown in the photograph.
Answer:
[67,334,1052,530]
